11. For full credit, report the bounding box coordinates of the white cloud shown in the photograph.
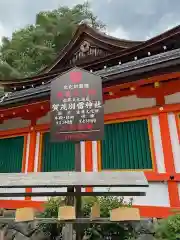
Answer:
[145,12,180,40]
[0,22,9,43]
[108,26,130,39]
[0,0,178,43]
[131,0,156,16]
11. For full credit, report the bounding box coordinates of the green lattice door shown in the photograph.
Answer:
[41,132,75,172]
[101,119,153,170]
[0,136,24,173]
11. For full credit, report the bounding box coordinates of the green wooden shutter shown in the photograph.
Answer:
[42,132,75,172]
[0,136,24,173]
[102,119,153,170]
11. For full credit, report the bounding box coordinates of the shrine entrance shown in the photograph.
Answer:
[0,67,149,239]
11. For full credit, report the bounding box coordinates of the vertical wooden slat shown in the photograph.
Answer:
[101,120,153,170]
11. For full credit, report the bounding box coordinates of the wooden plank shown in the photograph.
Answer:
[62,224,74,240]
[0,171,148,188]
[15,208,35,222]
[58,206,76,220]
[0,217,141,224]
[0,191,146,197]
[0,230,4,240]
[110,208,140,221]
[91,203,100,220]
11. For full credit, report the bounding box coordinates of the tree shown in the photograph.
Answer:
[154,213,180,240]
[39,196,134,239]
[0,1,105,80]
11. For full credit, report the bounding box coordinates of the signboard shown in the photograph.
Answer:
[50,67,104,142]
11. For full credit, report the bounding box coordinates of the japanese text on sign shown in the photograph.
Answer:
[52,99,101,126]
[50,68,104,142]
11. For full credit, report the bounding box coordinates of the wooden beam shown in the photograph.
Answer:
[0,171,148,188]
[0,217,141,224]
[0,191,146,198]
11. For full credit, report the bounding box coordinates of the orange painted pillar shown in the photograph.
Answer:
[159,112,180,207]
[25,120,37,200]
[85,141,93,192]
[21,135,28,173]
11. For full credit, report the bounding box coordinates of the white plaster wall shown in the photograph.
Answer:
[0,118,30,131]
[104,95,156,114]
[92,141,98,172]
[34,132,41,172]
[165,92,180,104]
[93,182,170,207]
[24,133,30,174]
[32,187,67,201]
[168,113,180,173]
[32,187,86,201]
[0,188,25,201]
[31,182,169,206]
[37,112,50,124]
[151,116,166,173]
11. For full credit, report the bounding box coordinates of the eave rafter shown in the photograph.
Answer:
[0,101,50,123]
[103,72,180,105]
[1,71,180,122]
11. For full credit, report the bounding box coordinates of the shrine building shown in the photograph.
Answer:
[0,24,180,218]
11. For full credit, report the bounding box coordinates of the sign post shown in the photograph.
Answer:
[74,143,81,240]
[51,67,104,240]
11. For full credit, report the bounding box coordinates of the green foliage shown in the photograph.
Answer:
[40,196,134,239]
[83,196,132,217]
[154,214,180,240]
[41,197,65,218]
[83,196,133,240]
[0,1,105,80]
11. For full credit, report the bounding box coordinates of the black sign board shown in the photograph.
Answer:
[50,67,104,142]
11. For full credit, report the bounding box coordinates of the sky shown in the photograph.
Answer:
[0,0,180,41]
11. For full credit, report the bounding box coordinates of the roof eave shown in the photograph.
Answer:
[1,49,180,108]
[1,24,180,87]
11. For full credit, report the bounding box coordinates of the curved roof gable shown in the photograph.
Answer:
[42,23,142,73]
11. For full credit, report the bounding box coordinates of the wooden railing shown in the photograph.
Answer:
[0,171,149,240]
[0,171,148,197]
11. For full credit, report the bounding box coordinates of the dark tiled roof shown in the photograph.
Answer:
[1,48,180,106]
